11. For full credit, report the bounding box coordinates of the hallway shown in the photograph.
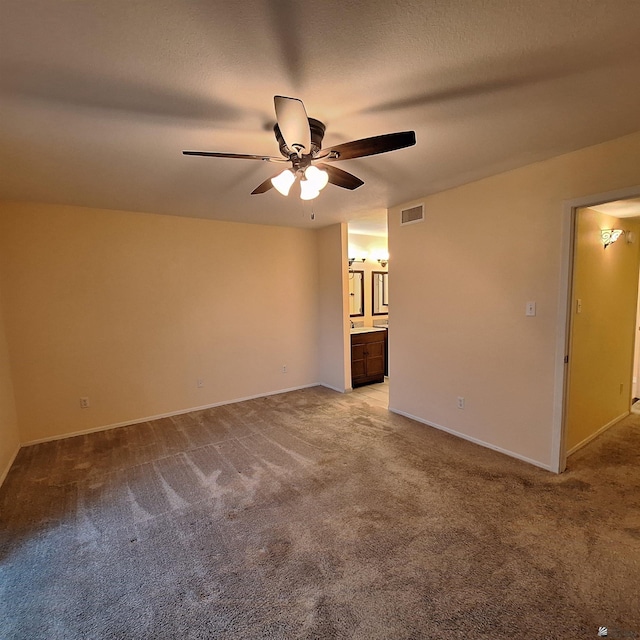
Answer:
[350,378,389,408]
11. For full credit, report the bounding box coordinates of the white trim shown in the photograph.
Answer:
[551,200,576,473]
[553,185,640,473]
[322,383,349,393]
[0,443,21,488]
[389,407,554,472]
[22,383,322,446]
[566,412,629,457]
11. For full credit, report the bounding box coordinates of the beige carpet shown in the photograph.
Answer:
[1,386,639,639]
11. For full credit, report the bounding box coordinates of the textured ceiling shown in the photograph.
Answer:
[589,198,640,219]
[1,0,640,228]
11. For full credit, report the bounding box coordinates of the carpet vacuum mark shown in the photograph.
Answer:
[1,386,639,639]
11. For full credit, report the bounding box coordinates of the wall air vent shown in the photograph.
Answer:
[400,204,424,226]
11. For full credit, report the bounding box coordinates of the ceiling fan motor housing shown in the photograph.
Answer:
[274,118,326,159]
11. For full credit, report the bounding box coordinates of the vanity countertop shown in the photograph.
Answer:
[350,326,387,335]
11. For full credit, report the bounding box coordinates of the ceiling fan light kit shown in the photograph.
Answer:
[304,165,329,191]
[183,95,416,202]
[271,169,296,196]
[299,179,320,201]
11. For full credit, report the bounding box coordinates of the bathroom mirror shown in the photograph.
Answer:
[372,271,389,315]
[349,270,364,317]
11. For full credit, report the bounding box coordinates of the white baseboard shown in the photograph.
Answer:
[23,383,323,446]
[0,443,21,488]
[389,407,554,472]
[322,383,348,393]
[566,411,629,457]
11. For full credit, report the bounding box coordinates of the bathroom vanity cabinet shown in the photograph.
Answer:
[351,328,387,387]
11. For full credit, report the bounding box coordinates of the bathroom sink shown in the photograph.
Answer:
[350,326,386,334]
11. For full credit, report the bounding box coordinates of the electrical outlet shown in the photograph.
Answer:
[197,378,204,388]
[80,397,90,409]
[456,396,465,409]
[282,365,287,373]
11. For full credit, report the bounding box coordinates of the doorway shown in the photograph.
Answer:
[633,278,640,414]
[347,214,389,406]
[561,196,640,465]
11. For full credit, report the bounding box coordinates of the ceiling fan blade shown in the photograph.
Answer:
[321,131,416,161]
[274,96,311,156]
[316,163,364,190]
[251,174,278,195]
[183,150,284,162]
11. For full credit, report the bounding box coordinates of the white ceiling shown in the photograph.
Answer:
[589,197,640,219]
[348,212,388,238]
[1,0,640,229]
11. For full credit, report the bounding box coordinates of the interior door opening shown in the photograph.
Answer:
[563,198,640,463]
[347,216,389,408]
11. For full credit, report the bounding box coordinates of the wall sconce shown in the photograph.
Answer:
[377,258,389,267]
[348,257,367,267]
[601,229,625,249]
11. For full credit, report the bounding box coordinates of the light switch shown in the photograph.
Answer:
[576,299,582,314]
[526,301,536,317]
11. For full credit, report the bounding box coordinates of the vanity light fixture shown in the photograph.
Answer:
[601,229,625,249]
[375,251,389,268]
[348,256,367,267]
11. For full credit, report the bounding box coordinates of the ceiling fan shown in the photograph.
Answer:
[183,96,416,201]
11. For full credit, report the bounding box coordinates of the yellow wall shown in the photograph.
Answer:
[634,277,640,398]
[0,202,321,443]
[0,279,20,483]
[2,132,640,472]
[389,131,640,469]
[565,208,640,452]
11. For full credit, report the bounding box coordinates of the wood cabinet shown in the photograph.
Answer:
[351,329,386,387]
